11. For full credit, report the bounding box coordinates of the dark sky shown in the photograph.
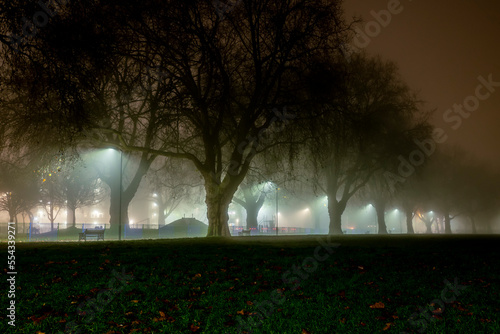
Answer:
[344,0,500,166]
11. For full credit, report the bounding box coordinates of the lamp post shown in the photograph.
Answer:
[118,149,122,241]
[275,186,279,236]
[108,148,123,241]
[399,211,402,234]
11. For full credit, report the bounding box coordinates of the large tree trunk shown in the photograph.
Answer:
[109,181,121,227]
[424,220,433,234]
[443,211,452,234]
[313,201,322,231]
[328,198,346,235]
[109,182,133,229]
[205,183,233,237]
[374,201,387,234]
[107,160,149,231]
[49,204,55,231]
[402,203,414,234]
[68,207,76,228]
[157,195,166,226]
[203,167,245,237]
[405,211,414,234]
[245,204,259,230]
[233,186,266,231]
[104,151,155,234]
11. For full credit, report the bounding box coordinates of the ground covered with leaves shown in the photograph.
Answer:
[1,235,499,333]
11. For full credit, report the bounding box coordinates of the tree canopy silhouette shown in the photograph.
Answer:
[1,0,351,236]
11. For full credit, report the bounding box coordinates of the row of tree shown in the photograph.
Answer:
[0,150,105,229]
[0,148,205,230]
[1,0,498,235]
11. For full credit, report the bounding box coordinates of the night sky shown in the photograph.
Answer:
[344,0,500,166]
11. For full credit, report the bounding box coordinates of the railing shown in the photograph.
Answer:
[229,225,325,236]
[0,222,326,241]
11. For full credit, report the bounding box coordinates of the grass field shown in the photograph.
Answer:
[1,235,499,333]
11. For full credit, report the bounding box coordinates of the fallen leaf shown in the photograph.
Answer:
[369,302,385,309]
[189,323,200,332]
[383,323,392,331]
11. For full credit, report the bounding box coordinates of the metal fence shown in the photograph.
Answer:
[0,222,326,241]
[229,225,325,236]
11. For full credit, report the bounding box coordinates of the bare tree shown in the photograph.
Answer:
[0,1,178,230]
[417,147,477,234]
[233,181,271,230]
[62,158,107,228]
[416,211,436,234]
[1,0,351,236]
[395,174,424,234]
[36,152,76,231]
[0,166,38,224]
[357,172,392,234]
[437,153,499,234]
[306,53,431,234]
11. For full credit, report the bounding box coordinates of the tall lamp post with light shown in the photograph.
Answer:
[399,210,404,234]
[107,148,123,241]
[118,149,122,241]
[275,186,279,236]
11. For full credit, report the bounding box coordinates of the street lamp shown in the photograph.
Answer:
[118,149,123,241]
[276,186,279,236]
[399,211,403,234]
[108,148,123,241]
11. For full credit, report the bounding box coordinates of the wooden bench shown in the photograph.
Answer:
[79,229,105,241]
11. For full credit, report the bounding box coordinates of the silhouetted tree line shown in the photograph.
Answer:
[1,0,499,235]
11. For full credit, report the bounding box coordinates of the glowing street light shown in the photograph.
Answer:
[276,186,279,236]
[107,148,123,241]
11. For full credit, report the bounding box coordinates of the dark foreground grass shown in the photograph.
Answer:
[1,235,499,333]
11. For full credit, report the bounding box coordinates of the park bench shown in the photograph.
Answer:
[79,228,105,241]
